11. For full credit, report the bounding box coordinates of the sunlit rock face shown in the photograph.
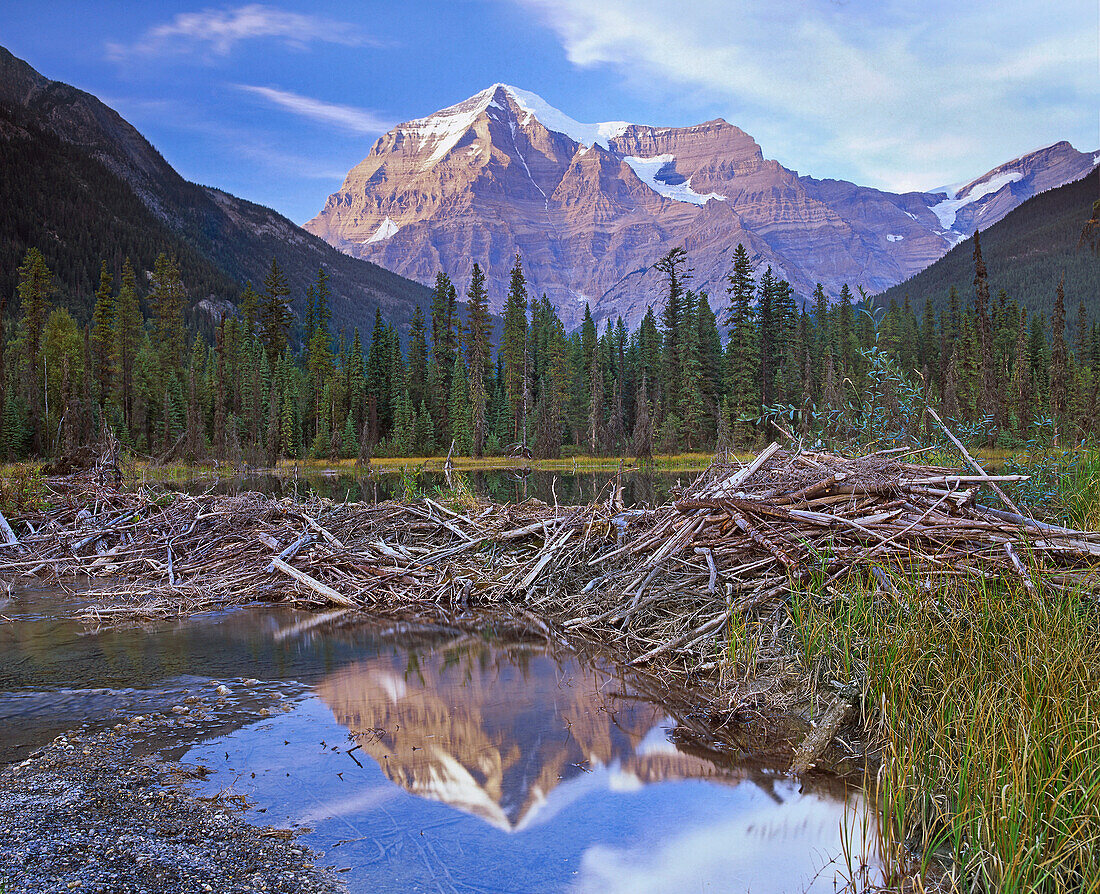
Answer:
[316,643,741,831]
[307,84,1095,330]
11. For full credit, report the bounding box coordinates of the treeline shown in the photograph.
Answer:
[877,168,1100,323]
[2,232,1096,462]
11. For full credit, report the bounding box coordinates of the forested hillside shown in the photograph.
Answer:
[877,168,1099,320]
[0,103,239,321]
[0,46,432,336]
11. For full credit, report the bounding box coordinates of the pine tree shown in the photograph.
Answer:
[654,247,690,420]
[727,256,758,445]
[213,321,228,458]
[112,258,142,433]
[716,395,732,461]
[632,376,654,461]
[501,254,530,445]
[447,353,473,456]
[465,263,492,456]
[16,247,53,372]
[260,258,292,367]
[149,254,187,372]
[1051,275,1069,431]
[407,304,428,413]
[811,282,829,390]
[1012,307,1033,438]
[90,261,115,411]
[588,348,606,455]
[185,334,204,461]
[239,282,260,338]
[972,231,997,432]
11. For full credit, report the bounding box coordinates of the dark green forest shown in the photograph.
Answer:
[877,168,1099,321]
[0,103,239,322]
[0,94,432,337]
[3,215,1097,463]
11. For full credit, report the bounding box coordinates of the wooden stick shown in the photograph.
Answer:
[790,696,855,774]
[925,406,1024,515]
[265,531,313,574]
[628,612,727,666]
[0,509,18,546]
[297,512,345,550]
[269,556,357,607]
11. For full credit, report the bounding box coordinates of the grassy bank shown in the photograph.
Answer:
[787,480,1100,890]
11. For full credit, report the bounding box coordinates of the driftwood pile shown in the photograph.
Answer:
[2,443,1098,685]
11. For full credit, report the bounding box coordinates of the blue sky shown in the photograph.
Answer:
[2,1,1096,224]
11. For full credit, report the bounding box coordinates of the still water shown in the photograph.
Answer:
[1,588,879,893]
[166,468,691,507]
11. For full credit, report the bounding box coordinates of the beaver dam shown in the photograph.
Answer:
[4,439,1099,779]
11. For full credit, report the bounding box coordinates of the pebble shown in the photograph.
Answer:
[0,727,345,894]
[215,685,231,696]
[170,706,190,715]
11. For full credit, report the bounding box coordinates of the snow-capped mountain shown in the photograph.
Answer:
[306,84,1096,329]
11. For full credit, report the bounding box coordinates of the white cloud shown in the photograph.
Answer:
[514,0,1099,191]
[235,84,391,135]
[106,3,379,60]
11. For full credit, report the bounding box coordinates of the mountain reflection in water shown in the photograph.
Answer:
[317,643,737,832]
[183,629,880,892]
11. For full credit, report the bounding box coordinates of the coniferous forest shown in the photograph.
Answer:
[4,225,1096,463]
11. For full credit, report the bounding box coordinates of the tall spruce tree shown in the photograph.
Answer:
[112,258,141,432]
[465,263,492,457]
[501,255,530,445]
[90,261,115,412]
[260,258,292,367]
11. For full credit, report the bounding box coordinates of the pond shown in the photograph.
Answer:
[1,587,880,893]
[161,468,696,507]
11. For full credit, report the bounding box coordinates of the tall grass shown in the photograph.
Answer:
[793,568,1100,892]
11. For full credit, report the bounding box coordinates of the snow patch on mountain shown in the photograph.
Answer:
[501,84,631,150]
[886,234,904,242]
[624,154,727,206]
[364,217,399,244]
[930,171,1023,230]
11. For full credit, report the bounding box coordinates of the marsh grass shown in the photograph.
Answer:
[793,565,1100,892]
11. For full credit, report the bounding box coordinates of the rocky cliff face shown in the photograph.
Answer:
[307,84,1096,329]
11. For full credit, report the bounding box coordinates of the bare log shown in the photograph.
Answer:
[790,696,856,775]
[269,556,358,608]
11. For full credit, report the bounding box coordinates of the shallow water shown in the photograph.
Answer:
[1,588,880,892]
[164,468,690,507]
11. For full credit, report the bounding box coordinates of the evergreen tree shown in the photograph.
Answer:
[465,263,492,456]
[90,261,115,411]
[260,258,292,366]
[632,376,654,460]
[149,253,187,372]
[501,255,530,446]
[112,258,141,432]
[447,353,473,455]
[654,247,690,421]
[1051,275,1069,429]
[727,255,758,445]
[239,282,259,338]
[407,304,428,413]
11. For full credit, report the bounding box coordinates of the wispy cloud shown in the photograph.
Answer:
[106,3,379,60]
[234,84,391,135]
[514,0,1099,191]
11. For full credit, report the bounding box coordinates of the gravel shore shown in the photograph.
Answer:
[0,721,347,894]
